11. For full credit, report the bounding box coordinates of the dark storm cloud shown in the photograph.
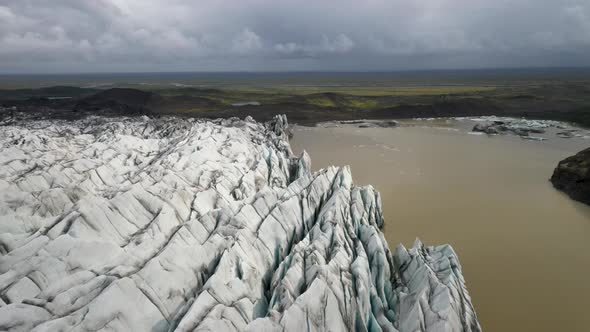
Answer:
[0,0,589,73]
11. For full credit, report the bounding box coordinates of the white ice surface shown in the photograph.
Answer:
[0,115,480,332]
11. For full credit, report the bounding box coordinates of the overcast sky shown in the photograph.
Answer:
[0,0,589,73]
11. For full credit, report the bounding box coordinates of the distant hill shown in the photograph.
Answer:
[74,88,161,115]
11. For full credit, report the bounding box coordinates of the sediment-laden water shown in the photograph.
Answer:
[291,118,590,332]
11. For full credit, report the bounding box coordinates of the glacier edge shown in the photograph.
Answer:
[0,114,480,332]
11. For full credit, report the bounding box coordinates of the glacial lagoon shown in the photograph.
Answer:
[292,117,590,332]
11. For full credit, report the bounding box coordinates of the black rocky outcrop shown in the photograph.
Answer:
[551,147,590,205]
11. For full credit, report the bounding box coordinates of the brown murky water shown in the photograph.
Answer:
[291,119,590,332]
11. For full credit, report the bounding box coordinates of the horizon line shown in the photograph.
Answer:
[2,66,590,76]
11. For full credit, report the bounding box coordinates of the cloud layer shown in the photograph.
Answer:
[0,0,589,73]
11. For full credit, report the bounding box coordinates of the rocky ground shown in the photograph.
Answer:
[0,114,480,331]
[551,147,590,205]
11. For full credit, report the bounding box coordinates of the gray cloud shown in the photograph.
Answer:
[0,0,589,73]
[274,34,355,56]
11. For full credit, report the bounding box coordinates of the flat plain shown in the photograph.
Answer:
[1,69,590,127]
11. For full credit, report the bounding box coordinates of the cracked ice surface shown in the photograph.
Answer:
[0,115,480,331]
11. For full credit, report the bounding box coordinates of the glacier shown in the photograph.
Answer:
[0,114,480,332]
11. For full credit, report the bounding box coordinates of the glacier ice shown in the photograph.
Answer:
[0,114,480,331]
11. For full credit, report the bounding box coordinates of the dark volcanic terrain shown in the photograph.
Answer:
[551,147,590,205]
[1,76,590,126]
